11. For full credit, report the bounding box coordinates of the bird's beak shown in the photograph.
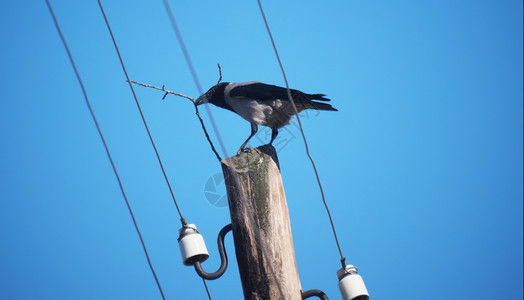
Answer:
[195,95,208,106]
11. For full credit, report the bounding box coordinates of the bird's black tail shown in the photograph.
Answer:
[310,101,338,111]
[308,93,331,101]
[293,92,337,111]
[289,91,337,111]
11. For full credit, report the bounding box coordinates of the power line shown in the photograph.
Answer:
[44,1,166,299]
[202,278,212,300]
[159,2,287,297]
[162,0,229,159]
[160,3,225,299]
[97,0,187,225]
[256,0,346,265]
[97,2,222,299]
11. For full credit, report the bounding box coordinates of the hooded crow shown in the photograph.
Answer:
[196,81,337,154]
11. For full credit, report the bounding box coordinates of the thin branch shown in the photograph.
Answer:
[129,80,194,102]
[216,63,222,86]
[194,105,222,161]
[130,79,222,161]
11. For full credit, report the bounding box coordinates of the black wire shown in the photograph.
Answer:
[256,0,346,263]
[160,3,226,299]
[97,0,187,225]
[161,2,294,297]
[202,279,212,300]
[44,1,166,299]
[162,0,229,159]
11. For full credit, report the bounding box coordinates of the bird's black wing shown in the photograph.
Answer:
[229,82,330,102]
[229,82,289,100]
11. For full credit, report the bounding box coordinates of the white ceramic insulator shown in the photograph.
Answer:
[337,265,369,300]
[178,224,209,266]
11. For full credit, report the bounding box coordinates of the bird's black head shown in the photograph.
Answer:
[195,82,229,106]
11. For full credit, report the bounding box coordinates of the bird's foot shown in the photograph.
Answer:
[236,147,251,156]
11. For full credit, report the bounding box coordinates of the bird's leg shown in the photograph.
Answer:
[269,128,279,145]
[237,123,258,155]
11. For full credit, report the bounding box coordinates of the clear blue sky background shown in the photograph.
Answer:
[1,1,522,299]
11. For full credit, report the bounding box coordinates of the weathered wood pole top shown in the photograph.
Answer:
[221,145,302,300]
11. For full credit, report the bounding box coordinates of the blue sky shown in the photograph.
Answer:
[1,1,522,299]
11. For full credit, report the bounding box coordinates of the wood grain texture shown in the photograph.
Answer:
[221,145,302,300]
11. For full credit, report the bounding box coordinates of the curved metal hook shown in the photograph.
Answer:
[194,224,232,280]
[302,289,329,300]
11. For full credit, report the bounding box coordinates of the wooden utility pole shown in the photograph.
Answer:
[221,145,302,300]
